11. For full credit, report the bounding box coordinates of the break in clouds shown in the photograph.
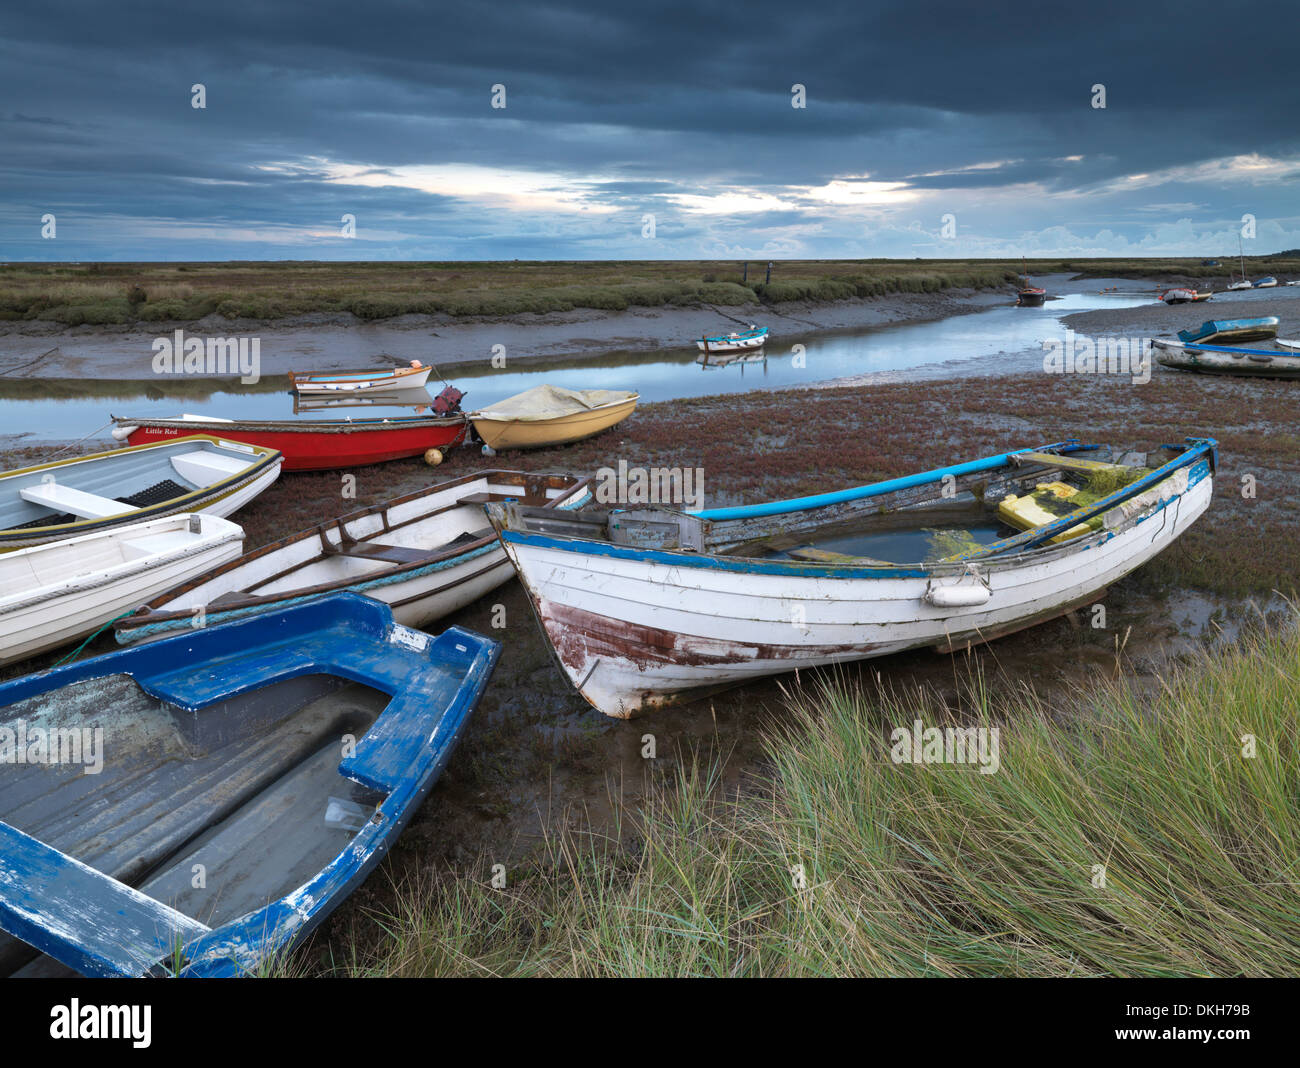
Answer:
[1,0,1298,260]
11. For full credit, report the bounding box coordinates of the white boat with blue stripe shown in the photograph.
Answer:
[697,324,768,354]
[487,439,1216,718]
[117,470,591,644]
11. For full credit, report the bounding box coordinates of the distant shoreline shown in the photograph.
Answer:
[0,288,1004,381]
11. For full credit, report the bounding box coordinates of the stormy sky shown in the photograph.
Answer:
[2,0,1297,261]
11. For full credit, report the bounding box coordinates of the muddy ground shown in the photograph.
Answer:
[3,355,1298,972]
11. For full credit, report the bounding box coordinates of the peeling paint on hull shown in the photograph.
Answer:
[500,461,1214,717]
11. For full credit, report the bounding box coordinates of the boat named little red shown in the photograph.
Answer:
[112,412,469,471]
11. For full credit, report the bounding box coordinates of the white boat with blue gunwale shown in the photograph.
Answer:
[487,439,1216,718]
[1151,338,1300,378]
[116,470,591,645]
[697,325,768,354]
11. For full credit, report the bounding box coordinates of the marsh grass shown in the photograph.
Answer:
[303,619,1300,977]
[0,260,1022,325]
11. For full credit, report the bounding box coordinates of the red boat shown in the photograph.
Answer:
[111,413,469,471]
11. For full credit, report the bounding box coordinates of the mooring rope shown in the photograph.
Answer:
[0,347,59,377]
[37,420,116,463]
[51,609,137,667]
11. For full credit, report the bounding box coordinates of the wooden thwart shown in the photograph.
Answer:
[325,539,434,565]
[19,483,138,519]
[1011,451,1129,474]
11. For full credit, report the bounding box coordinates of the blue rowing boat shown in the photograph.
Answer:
[1176,317,1279,344]
[0,592,498,977]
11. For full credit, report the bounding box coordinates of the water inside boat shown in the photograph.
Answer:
[731,455,1151,564]
[0,671,389,976]
[763,521,1011,564]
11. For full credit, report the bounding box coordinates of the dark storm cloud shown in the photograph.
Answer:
[1,0,1297,258]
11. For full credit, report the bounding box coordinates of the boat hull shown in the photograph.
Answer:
[0,515,243,666]
[1153,340,1300,379]
[472,397,638,450]
[1016,289,1046,307]
[289,365,433,394]
[1177,317,1279,344]
[116,472,591,644]
[497,460,1212,717]
[118,418,467,471]
[0,594,499,977]
[697,328,768,353]
[0,437,281,552]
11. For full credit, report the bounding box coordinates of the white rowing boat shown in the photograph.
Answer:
[288,362,433,394]
[487,439,1215,717]
[116,470,591,644]
[697,325,768,353]
[1151,338,1300,378]
[0,437,281,552]
[0,514,244,666]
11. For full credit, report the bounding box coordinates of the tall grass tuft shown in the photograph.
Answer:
[292,621,1300,977]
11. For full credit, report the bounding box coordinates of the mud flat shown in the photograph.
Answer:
[0,289,1002,381]
[1060,292,1300,339]
[2,358,1296,971]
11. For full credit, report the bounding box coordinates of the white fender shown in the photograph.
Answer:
[111,425,137,441]
[924,583,992,608]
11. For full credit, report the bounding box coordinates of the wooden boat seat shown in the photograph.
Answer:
[325,539,436,564]
[19,483,139,519]
[457,492,527,505]
[169,450,251,488]
[324,528,492,565]
[1010,451,1129,474]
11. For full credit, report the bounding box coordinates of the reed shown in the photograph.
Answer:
[0,260,1024,324]
[301,617,1300,977]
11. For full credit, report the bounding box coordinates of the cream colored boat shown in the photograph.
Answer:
[470,385,638,451]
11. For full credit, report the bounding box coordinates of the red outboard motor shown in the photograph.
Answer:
[433,385,464,416]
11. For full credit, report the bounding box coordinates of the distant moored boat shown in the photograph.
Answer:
[1177,317,1279,344]
[697,325,768,354]
[288,362,433,394]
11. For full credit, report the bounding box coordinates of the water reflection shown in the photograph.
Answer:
[5,281,1295,443]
